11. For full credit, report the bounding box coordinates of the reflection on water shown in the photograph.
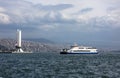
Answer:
[0,52,120,78]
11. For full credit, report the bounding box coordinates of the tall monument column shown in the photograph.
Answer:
[15,29,24,52]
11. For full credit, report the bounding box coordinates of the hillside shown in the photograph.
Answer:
[0,39,62,52]
[24,38,54,44]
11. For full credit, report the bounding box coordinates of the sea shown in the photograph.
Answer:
[0,52,120,78]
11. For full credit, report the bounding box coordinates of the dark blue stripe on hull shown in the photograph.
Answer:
[66,53,98,54]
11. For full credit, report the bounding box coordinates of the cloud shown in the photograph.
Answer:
[0,7,6,12]
[80,8,93,14]
[0,13,10,24]
[0,0,74,24]
[35,4,73,11]
[0,0,120,46]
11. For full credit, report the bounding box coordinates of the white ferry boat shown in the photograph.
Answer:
[60,44,98,54]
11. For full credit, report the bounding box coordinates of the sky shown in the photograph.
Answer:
[0,0,120,48]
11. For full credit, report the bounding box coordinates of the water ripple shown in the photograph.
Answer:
[0,52,120,78]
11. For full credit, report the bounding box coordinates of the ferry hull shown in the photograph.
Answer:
[60,52,67,54]
[60,52,98,54]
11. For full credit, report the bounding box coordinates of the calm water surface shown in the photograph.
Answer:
[0,52,120,78]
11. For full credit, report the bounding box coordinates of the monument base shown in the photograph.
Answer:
[15,46,24,53]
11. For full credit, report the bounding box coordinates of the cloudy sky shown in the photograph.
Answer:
[0,0,120,48]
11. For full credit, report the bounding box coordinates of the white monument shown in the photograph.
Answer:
[15,29,24,52]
